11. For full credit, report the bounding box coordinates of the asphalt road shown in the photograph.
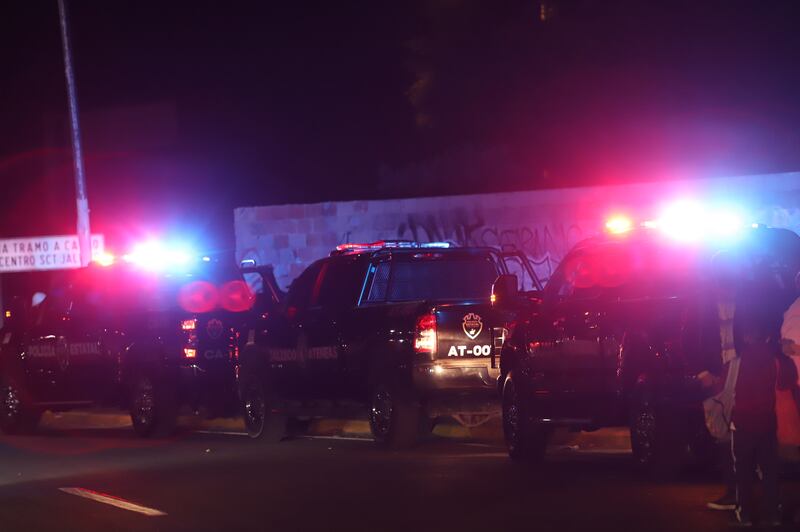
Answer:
[0,423,798,532]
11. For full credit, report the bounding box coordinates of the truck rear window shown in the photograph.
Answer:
[366,256,498,302]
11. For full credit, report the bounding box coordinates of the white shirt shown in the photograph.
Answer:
[718,301,737,364]
[782,296,800,351]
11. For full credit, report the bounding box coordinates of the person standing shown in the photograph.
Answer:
[729,288,788,527]
[779,271,800,526]
[780,272,800,370]
[704,254,742,511]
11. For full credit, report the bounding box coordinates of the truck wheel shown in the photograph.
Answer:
[502,378,548,463]
[0,378,41,434]
[240,372,286,442]
[629,393,682,476]
[130,375,178,438]
[368,384,420,449]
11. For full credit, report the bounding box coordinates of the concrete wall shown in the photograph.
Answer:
[235,173,800,291]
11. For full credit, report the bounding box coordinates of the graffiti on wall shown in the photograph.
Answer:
[396,210,588,284]
[235,174,800,293]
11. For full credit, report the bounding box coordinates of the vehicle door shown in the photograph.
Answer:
[303,255,368,400]
[259,261,324,400]
[23,287,72,403]
[499,250,544,292]
[342,256,394,401]
[541,245,620,419]
[58,273,120,403]
[494,250,544,368]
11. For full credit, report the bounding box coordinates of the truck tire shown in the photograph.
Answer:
[130,375,178,438]
[239,371,286,442]
[629,391,683,477]
[0,377,41,434]
[502,378,548,463]
[368,383,421,449]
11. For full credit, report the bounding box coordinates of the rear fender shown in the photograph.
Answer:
[619,329,656,393]
[497,318,529,391]
[237,344,268,380]
[367,342,417,395]
[120,343,173,387]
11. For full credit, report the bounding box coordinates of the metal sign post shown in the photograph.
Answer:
[57,0,91,267]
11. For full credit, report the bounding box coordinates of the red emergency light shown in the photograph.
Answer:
[177,280,255,314]
[122,240,195,271]
[605,215,633,235]
[218,280,255,313]
[93,252,115,267]
[604,201,746,242]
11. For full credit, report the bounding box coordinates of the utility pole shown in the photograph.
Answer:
[57,0,91,267]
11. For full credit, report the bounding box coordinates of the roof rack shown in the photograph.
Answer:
[331,240,452,256]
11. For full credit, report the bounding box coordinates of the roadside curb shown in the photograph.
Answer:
[39,410,635,452]
[307,418,370,437]
[41,411,132,430]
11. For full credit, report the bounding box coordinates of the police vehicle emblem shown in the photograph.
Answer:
[207,319,224,340]
[462,313,483,340]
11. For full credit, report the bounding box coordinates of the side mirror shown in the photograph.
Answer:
[491,274,519,307]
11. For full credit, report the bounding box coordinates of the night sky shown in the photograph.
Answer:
[2,0,800,251]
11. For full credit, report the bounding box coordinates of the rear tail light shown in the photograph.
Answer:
[182,317,199,359]
[491,327,508,369]
[492,327,508,350]
[414,312,437,355]
[231,331,240,361]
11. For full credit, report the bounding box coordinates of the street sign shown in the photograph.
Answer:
[0,234,104,273]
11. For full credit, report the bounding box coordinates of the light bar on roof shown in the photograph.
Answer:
[335,241,452,253]
[93,251,115,267]
[641,200,746,242]
[123,240,197,271]
[654,200,705,241]
[605,215,633,235]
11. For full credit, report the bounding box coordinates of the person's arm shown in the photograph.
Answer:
[695,298,725,390]
[782,339,798,357]
[776,351,799,391]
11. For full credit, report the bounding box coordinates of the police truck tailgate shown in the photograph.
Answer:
[435,304,495,361]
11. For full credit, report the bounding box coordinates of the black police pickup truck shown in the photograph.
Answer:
[237,241,540,447]
[0,258,280,436]
[495,225,800,470]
